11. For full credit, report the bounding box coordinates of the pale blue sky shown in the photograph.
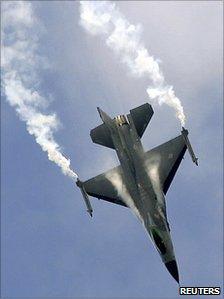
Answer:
[1,1,223,298]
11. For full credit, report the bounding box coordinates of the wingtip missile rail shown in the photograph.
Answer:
[181,127,198,166]
[76,179,93,217]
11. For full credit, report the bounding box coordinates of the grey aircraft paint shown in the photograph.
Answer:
[76,103,198,284]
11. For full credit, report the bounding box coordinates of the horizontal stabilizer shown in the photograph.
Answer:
[129,103,154,138]
[90,123,115,149]
[97,107,113,126]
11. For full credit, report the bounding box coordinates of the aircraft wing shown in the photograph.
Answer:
[145,135,187,194]
[83,165,128,207]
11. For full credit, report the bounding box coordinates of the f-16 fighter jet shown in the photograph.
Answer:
[76,103,198,284]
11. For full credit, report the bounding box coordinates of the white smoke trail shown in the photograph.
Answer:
[2,1,78,181]
[79,1,186,126]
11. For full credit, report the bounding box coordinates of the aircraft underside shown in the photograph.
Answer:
[76,103,198,284]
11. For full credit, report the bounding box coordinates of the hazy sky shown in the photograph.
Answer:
[1,1,223,298]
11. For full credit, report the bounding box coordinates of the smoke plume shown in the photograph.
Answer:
[2,1,78,181]
[79,1,186,126]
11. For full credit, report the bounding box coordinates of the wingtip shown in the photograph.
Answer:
[181,127,189,135]
[76,179,83,188]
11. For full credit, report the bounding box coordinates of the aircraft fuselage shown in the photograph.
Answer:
[100,111,176,265]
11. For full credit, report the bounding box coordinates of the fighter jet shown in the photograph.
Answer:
[76,103,198,284]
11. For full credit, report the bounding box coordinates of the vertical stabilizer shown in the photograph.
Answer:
[90,107,115,149]
[97,107,114,126]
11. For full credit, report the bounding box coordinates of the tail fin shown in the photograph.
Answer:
[97,107,114,126]
[90,107,115,149]
[129,103,154,138]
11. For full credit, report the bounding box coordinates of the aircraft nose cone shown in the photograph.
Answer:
[165,260,179,283]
